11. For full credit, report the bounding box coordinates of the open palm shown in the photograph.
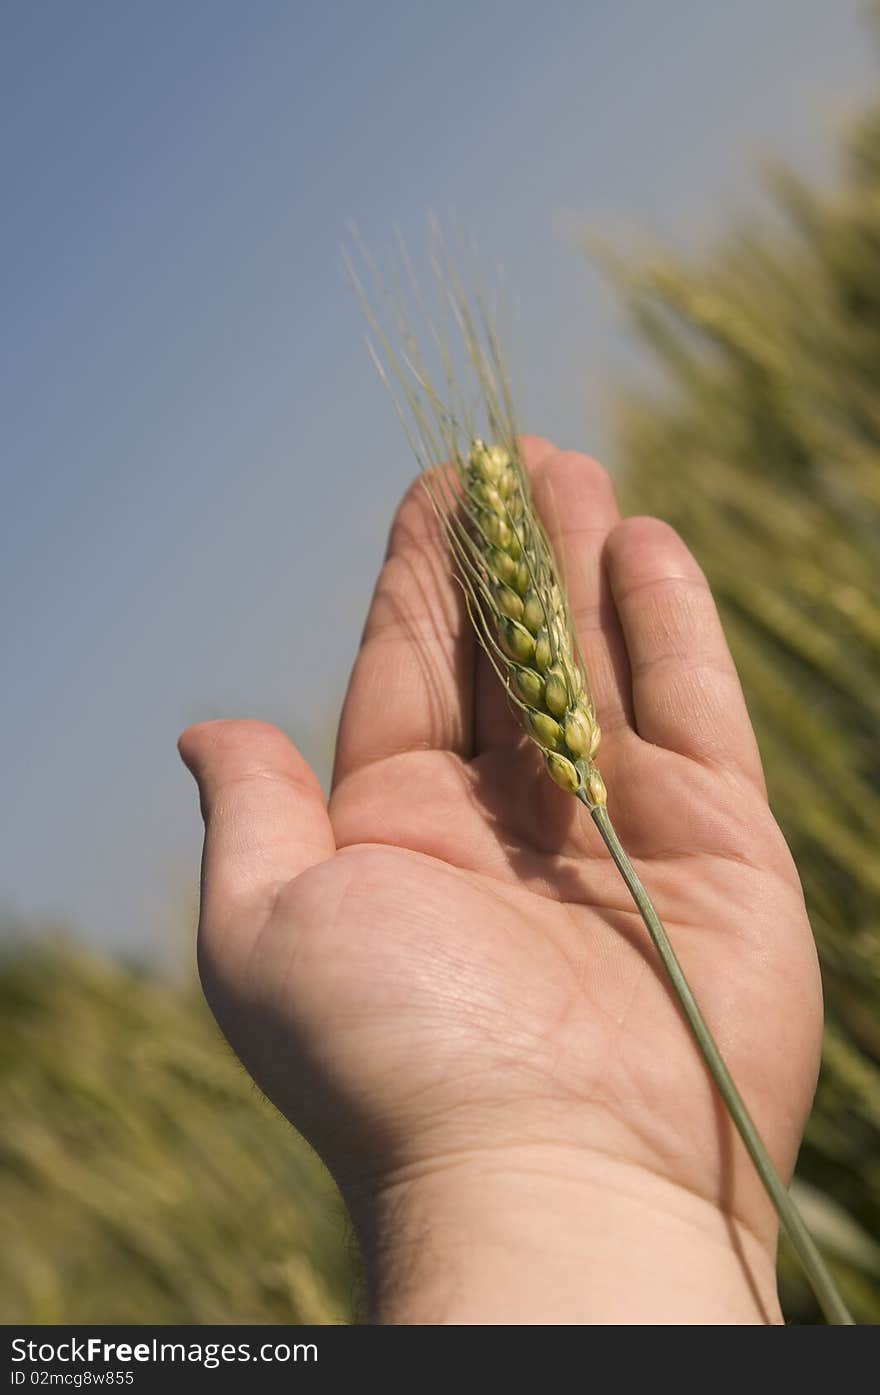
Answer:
[181,438,821,1283]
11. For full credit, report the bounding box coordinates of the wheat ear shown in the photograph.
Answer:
[352,241,854,1326]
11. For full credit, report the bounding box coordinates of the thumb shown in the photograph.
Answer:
[179,719,336,950]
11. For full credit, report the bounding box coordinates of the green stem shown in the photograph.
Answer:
[583,796,854,1326]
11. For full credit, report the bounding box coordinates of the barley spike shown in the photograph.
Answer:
[455,436,607,808]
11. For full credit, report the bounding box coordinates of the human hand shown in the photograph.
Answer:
[179,438,821,1324]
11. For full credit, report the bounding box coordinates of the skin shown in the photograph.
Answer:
[179,438,823,1324]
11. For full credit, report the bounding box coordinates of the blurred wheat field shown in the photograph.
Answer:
[0,939,360,1324]
[604,80,880,1324]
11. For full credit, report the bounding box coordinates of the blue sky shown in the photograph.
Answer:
[2,0,875,959]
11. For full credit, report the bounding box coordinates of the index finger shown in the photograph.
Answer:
[331,469,474,790]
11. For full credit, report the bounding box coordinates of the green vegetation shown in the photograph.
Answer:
[604,79,880,1325]
[0,939,359,1323]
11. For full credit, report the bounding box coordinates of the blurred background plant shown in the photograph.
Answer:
[0,935,360,1324]
[602,77,880,1324]
[3,27,879,1330]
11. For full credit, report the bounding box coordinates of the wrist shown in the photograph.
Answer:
[351,1147,782,1325]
